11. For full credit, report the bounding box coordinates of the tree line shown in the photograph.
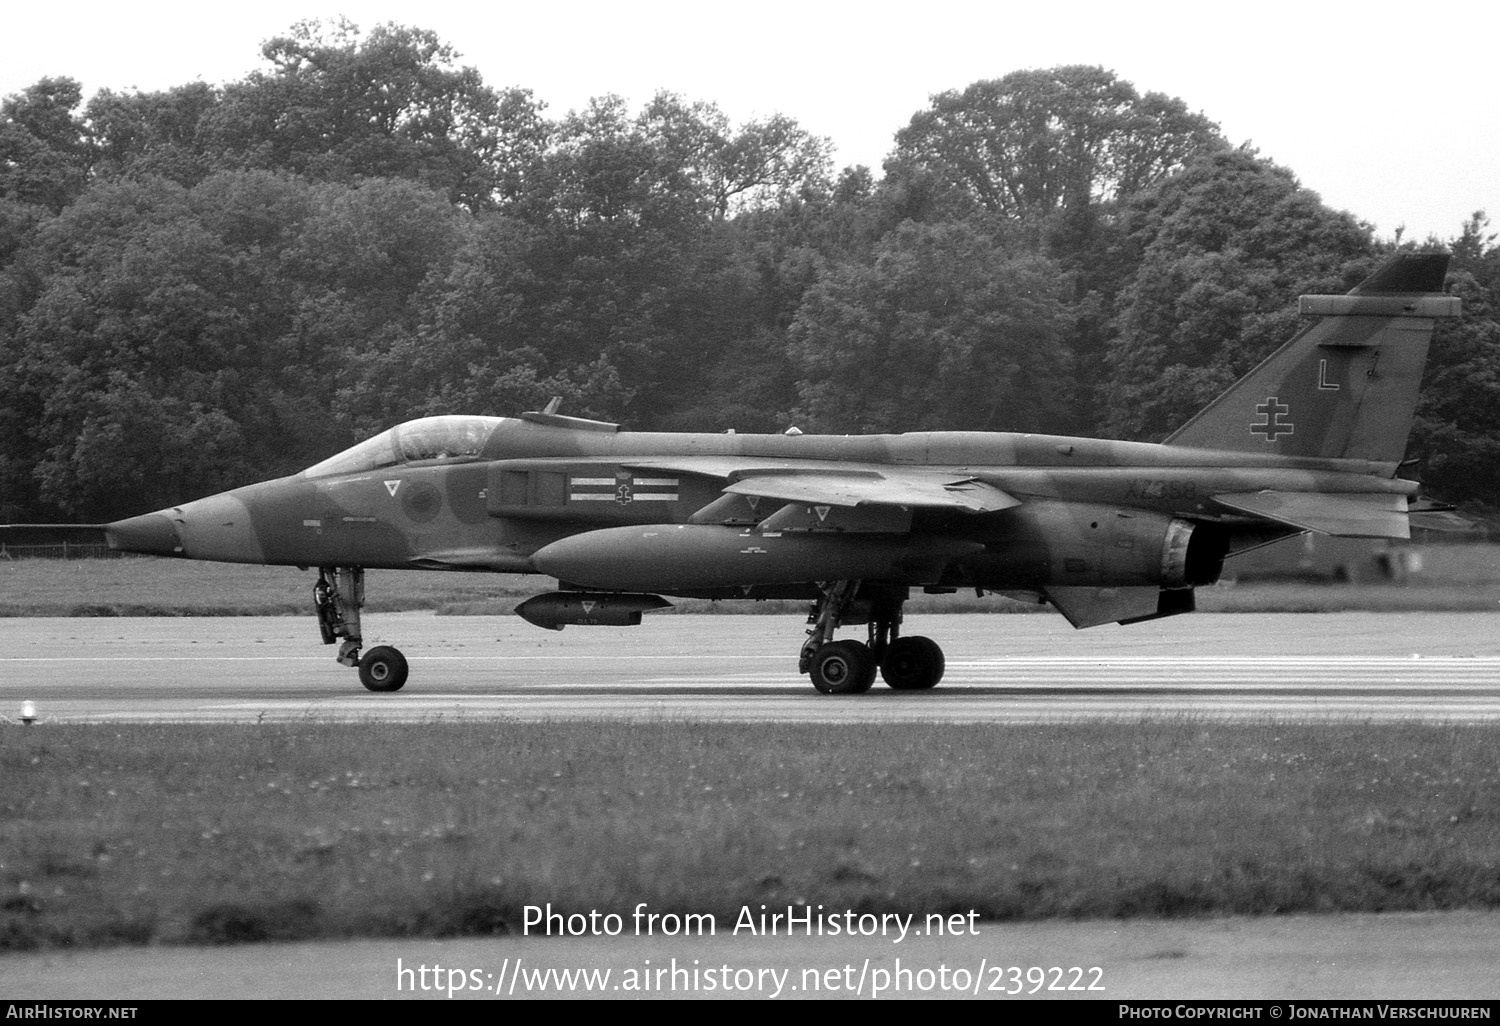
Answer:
[1,21,1495,523]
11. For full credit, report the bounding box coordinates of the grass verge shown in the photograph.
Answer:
[5,555,1500,617]
[0,559,534,617]
[3,721,1498,950]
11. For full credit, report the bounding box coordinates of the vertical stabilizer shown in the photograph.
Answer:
[1163,253,1459,464]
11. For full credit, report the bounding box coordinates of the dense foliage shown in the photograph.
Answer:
[1,22,1495,522]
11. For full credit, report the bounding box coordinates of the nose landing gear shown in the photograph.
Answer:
[355,645,409,693]
[314,566,409,692]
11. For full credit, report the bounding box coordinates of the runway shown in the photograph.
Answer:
[7,610,1500,1000]
[4,611,1498,724]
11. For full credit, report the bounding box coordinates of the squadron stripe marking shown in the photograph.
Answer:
[569,474,680,503]
[569,493,678,501]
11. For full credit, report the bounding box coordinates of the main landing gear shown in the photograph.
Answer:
[798,581,945,695]
[314,566,409,692]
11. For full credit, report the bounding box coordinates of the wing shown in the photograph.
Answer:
[723,471,1017,512]
[624,457,1018,514]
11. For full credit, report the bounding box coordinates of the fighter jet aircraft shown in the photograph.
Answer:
[102,252,1460,694]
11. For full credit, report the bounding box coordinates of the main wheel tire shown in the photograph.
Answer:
[809,640,877,695]
[881,635,945,690]
[358,645,409,692]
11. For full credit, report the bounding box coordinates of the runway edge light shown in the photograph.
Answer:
[20,700,37,725]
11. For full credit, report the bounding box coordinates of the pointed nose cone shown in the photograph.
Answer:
[106,491,267,564]
[105,513,184,556]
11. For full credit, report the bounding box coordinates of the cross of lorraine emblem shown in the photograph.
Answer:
[1251,397,1294,441]
[614,481,633,504]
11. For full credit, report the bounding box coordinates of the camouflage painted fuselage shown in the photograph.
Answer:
[103,251,1458,632]
[108,418,1405,588]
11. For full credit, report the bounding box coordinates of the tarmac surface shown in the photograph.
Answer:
[3,609,1500,999]
[5,910,1500,1000]
[3,610,1499,723]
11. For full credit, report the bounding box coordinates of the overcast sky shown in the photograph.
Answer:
[5,0,1495,241]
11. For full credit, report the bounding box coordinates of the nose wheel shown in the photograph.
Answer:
[357,645,409,692]
[315,567,409,691]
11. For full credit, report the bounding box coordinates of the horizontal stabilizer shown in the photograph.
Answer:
[1408,509,1483,534]
[1044,586,1195,629]
[1212,491,1409,539]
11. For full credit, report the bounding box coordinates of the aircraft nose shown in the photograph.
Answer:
[105,513,184,556]
[106,492,268,563]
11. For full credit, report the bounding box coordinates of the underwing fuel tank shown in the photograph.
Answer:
[514,592,672,630]
[530,524,982,593]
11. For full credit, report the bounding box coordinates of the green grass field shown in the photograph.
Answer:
[5,551,1499,952]
[3,721,1498,951]
[0,558,533,616]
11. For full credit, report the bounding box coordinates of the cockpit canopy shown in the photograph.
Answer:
[302,416,506,478]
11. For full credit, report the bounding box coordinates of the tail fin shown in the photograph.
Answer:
[1163,252,1459,464]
